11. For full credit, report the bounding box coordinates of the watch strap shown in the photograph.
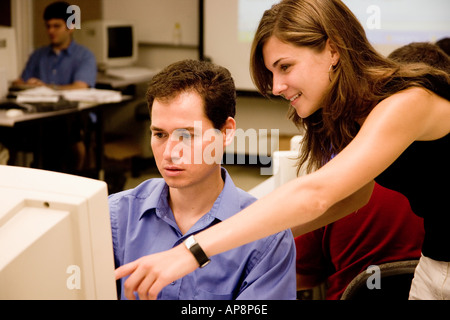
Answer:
[184,235,210,268]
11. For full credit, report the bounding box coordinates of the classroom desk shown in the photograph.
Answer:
[0,96,131,180]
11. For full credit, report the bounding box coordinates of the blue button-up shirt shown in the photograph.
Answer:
[21,40,97,87]
[109,168,296,300]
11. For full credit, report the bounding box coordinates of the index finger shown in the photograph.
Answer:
[115,261,138,280]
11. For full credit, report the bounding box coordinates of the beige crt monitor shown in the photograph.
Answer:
[0,165,117,299]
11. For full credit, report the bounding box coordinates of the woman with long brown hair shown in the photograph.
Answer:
[115,0,450,300]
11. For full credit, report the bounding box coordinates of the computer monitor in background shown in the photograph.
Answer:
[0,27,18,98]
[0,165,117,300]
[75,20,137,71]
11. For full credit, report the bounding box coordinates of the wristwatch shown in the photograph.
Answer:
[184,235,211,268]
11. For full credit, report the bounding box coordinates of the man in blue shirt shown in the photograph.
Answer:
[110,59,296,300]
[12,2,96,172]
[14,1,96,89]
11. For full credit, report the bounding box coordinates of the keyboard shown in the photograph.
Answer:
[30,99,78,112]
[105,67,158,80]
[0,98,78,113]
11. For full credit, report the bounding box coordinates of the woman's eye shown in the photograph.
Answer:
[280,64,290,72]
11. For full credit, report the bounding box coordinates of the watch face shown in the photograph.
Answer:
[184,236,211,268]
[185,235,196,248]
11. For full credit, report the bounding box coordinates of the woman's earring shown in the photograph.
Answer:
[328,64,334,82]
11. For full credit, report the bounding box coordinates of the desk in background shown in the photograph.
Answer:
[1,69,156,185]
[0,93,132,181]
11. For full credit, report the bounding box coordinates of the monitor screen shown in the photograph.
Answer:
[75,20,137,69]
[0,165,117,300]
[108,26,134,59]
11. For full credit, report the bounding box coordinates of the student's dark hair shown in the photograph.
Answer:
[250,0,450,173]
[435,37,450,56]
[388,42,450,74]
[146,59,236,130]
[43,1,71,21]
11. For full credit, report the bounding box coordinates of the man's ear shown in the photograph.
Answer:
[221,117,236,147]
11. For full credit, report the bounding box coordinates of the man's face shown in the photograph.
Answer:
[45,18,72,47]
[150,91,227,190]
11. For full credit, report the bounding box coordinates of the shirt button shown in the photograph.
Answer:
[171,281,176,285]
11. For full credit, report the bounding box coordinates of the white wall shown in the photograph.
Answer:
[102,0,199,70]
[102,0,198,45]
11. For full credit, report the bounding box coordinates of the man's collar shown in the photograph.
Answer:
[137,180,168,220]
[49,40,75,55]
[210,167,242,222]
[138,167,241,222]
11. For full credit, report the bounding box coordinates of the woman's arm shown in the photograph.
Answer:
[116,88,450,300]
[197,88,448,257]
[290,180,374,238]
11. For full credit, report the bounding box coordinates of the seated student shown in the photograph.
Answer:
[14,1,96,89]
[108,59,297,300]
[295,183,424,299]
[435,37,450,56]
[388,42,450,74]
[12,1,97,173]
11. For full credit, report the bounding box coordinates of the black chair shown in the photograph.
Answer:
[341,260,419,300]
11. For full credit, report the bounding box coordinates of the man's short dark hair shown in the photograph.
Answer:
[435,37,450,56]
[388,42,450,74]
[146,59,236,130]
[43,1,71,21]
